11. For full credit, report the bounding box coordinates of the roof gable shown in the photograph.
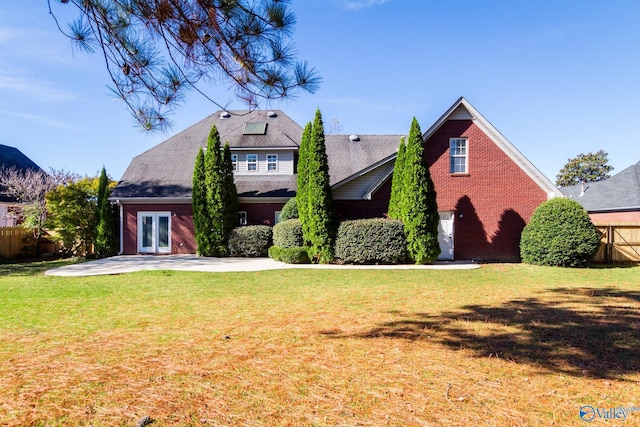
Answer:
[423,97,561,199]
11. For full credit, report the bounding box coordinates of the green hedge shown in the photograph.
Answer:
[272,218,304,248]
[268,246,310,264]
[280,198,298,221]
[227,225,273,257]
[520,198,600,267]
[334,218,407,264]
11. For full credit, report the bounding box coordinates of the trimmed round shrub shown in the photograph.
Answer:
[335,218,407,264]
[272,218,303,248]
[520,198,600,267]
[268,246,310,264]
[280,197,298,220]
[227,225,272,257]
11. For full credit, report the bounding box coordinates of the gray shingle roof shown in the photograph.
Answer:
[325,135,402,185]
[561,161,640,211]
[111,111,401,200]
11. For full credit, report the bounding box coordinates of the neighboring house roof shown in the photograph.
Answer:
[423,97,562,199]
[0,144,43,203]
[561,161,640,212]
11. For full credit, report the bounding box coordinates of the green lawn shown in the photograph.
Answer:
[0,261,639,426]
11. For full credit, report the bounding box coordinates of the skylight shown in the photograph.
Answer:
[243,122,268,135]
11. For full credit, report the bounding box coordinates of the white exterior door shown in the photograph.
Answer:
[437,211,454,260]
[137,212,171,253]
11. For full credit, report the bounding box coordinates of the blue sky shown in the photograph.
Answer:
[1,0,639,182]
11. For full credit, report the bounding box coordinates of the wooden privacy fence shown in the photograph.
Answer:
[0,227,61,258]
[594,224,640,263]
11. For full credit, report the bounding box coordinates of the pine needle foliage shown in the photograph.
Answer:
[47,0,321,132]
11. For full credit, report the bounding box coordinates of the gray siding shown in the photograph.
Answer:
[233,150,295,175]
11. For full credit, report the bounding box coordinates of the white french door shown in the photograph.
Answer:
[137,212,171,253]
[437,211,454,260]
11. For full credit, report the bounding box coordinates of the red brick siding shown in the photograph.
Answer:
[425,120,547,262]
[239,202,287,226]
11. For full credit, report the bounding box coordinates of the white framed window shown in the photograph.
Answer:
[231,154,238,171]
[247,154,257,171]
[274,211,281,224]
[267,154,278,171]
[449,138,468,174]
[238,211,247,225]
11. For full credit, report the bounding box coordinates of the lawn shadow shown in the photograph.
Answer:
[0,259,81,276]
[325,287,640,379]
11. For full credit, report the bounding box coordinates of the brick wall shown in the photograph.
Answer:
[425,120,547,262]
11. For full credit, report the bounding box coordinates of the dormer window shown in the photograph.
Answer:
[247,154,257,171]
[231,154,238,171]
[267,154,278,171]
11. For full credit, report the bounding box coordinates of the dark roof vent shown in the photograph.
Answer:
[267,111,277,118]
[349,134,360,142]
[219,111,231,118]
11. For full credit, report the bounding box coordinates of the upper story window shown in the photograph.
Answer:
[449,138,468,174]
[231,154,238,171]
[267,154,278,171]
[247,154,257,171]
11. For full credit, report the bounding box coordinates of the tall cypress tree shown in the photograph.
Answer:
[400,118,440,264]
[95,166,117,257]
[296,122,313,245]
[204,125,227,256]
[306,109,336,263]
[221,142,238,239]
[193,126,238,256]
[387,137,406,219]
[192,147,209,255]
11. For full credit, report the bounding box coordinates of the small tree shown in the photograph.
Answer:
[46,177,98,256]
[95,167,117,257]
[387,137,406,219]
[399,118,440,264]
[520,198,600,267]
[556,150,614,187]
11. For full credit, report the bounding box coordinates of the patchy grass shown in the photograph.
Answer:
[0,263,639,426]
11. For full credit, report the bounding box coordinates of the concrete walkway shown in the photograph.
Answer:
[44,255,480,277]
